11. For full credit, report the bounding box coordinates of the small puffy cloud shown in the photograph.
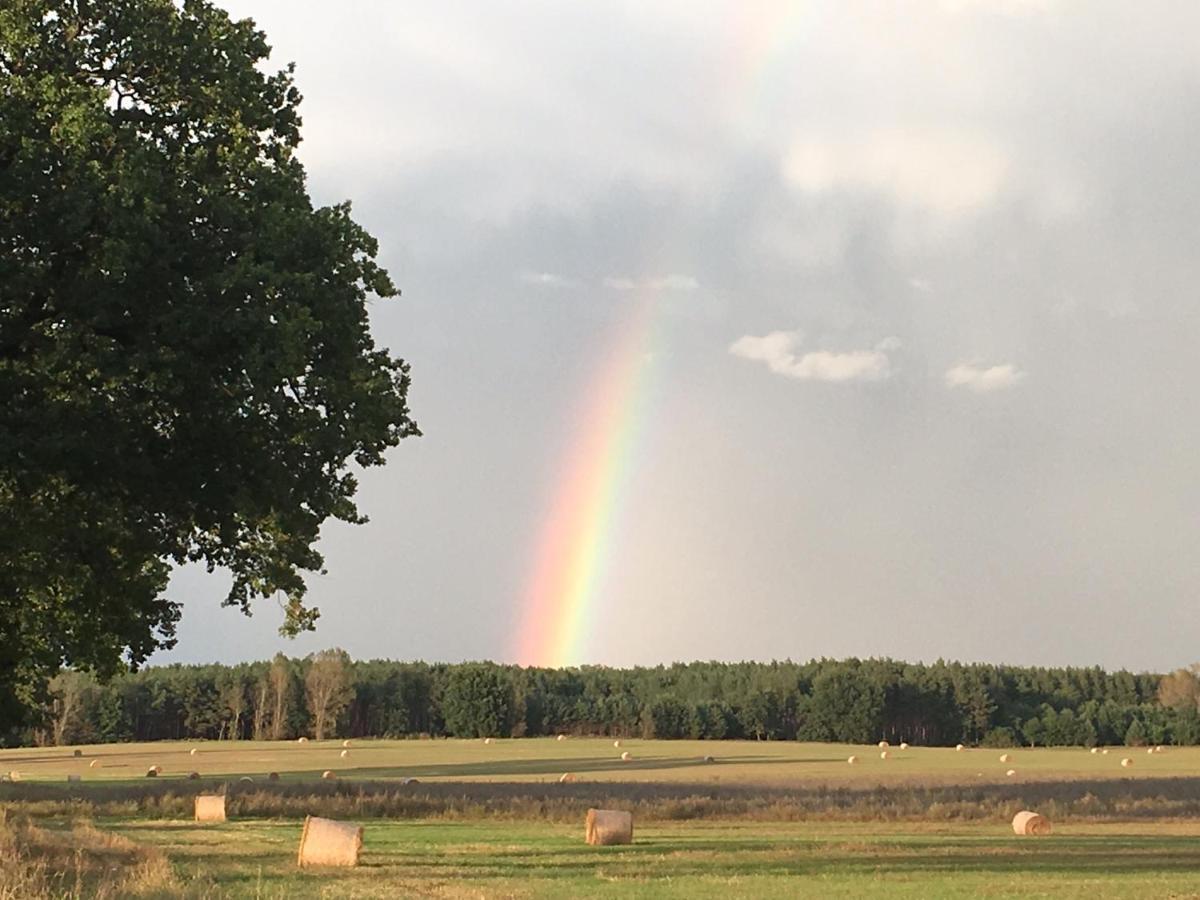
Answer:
[519,270,575,288]
[730,330,894,383]
[604,274,698,292]
[944,362,1026,392]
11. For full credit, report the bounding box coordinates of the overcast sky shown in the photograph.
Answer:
[159,0,1200,672]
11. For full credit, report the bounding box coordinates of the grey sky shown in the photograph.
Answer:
[159,0,1200,672]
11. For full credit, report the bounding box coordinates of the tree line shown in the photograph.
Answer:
[18,654,1200,750]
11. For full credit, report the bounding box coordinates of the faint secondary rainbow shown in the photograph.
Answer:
[514,291,659,668]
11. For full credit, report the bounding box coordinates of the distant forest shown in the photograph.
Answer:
[18,654,1200,750]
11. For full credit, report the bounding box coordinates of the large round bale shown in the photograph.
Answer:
[342,740,352,748]
[190,748,199,756]
[297,737,308,744]
[297,815,363,867]
[620,751,632,761]
[1155,746,1165,753]
[188,772,200,780]
[145,766,160,778]
[1090,747,1099,754]
[239,776,254,785]
[195,794,227,823]
[878,741,889,748]
[1121,757,1133,768]
[880,750,889,760]
[557,734,567,742]
[613,740,621,748]
[955,744,965,752]
[1012,810,1051,835]
[999,753,1010,763]
[340,749,350,759]
[585,809,633,846]
[847,755,858,765]
[1006,769,1017,777]
[89,759,100,768]
[703,755,715,763]
[1101,748,1109,755]
[899,742,909,750]
[1147,747,1155,755]
[322,770,337,780]
[559,773,577,783]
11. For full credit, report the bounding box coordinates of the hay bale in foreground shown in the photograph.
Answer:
[195,794,227,823]
[999,753,1010,763]
[322,770,337,780]
[190,748,198,756]
[1090,747,1099,754]
[620,751,632,761]
[1012,810,1051,835]
[297,815,362,867]
[1006,769,1017,777]
[585,809,633,846]
[880,750,889,760]
[559,773,577,783]
[146,767,159,778]
[557,734,567,741]
[1121,758,1133,768]
[342,740,352,748]
[297,737,308,744]
[847,755,858,765]
[899,742,909,750]
[878,741,889,748]
[955,744,965,752]
[483,737,494,745]
[401,778,419,785]
[239,776,254,785]
[1147,747,1155,755]
[340,749,350,758]
[613,740,621,748]
[89,759,100,768]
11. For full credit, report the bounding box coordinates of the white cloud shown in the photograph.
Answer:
[944,362,1026,392]
[783,130,1009,216]
[730,330,894,383]
[939,0,1055,15]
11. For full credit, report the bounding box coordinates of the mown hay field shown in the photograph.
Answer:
[5,739,1200,898]
[0,737,1191,787]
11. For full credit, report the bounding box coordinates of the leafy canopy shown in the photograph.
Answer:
[0,0,418,726]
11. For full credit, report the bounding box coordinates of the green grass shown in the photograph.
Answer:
[5,739,1200,897]
[96,818,1200,899]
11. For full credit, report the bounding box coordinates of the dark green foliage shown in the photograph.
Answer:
[441,664,515,739]
[14,655,1195,750]
[0,0,417,728]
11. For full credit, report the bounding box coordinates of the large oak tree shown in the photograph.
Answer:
[0,0,418,728]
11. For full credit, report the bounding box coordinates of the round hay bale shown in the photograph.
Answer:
[1090,747,1099,754]
[1121,757,1133,768]
[878,741,889,748]
[401,777,419,785]
[1006,769,1017,777]
[1155,745,1164,753]
[239,776,254,785]
[297,737,308,744]
[557,734,567,742]
[703,755,715,763]
[1101,749,1109,755]
[146,767,158,778]
[188,771,200,780]
[559,772,577,783]
[613,740,621,748]
[89,759,100,768]
[620,751,632,761]
[322,770,337,780]
[342,740,352,748]
[847,755,858,765]
[190,748,198,756]
[999,753,1010,763]
[483,737,494,745]
[1147,747,1155,755]
[880,750,889,760]
[899,742,909,750]
[195,794,227,823]
[268,772,280,782]
[297,815,362,867]
[585,808,633,846]
[955,744,965,752]
[1012,810,1051,836]
[72,749,82,758]
[340,749,349,759]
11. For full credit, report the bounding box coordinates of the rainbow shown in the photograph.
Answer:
[514,291,659,668]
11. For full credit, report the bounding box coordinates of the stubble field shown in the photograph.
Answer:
[3,738,1200,898]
